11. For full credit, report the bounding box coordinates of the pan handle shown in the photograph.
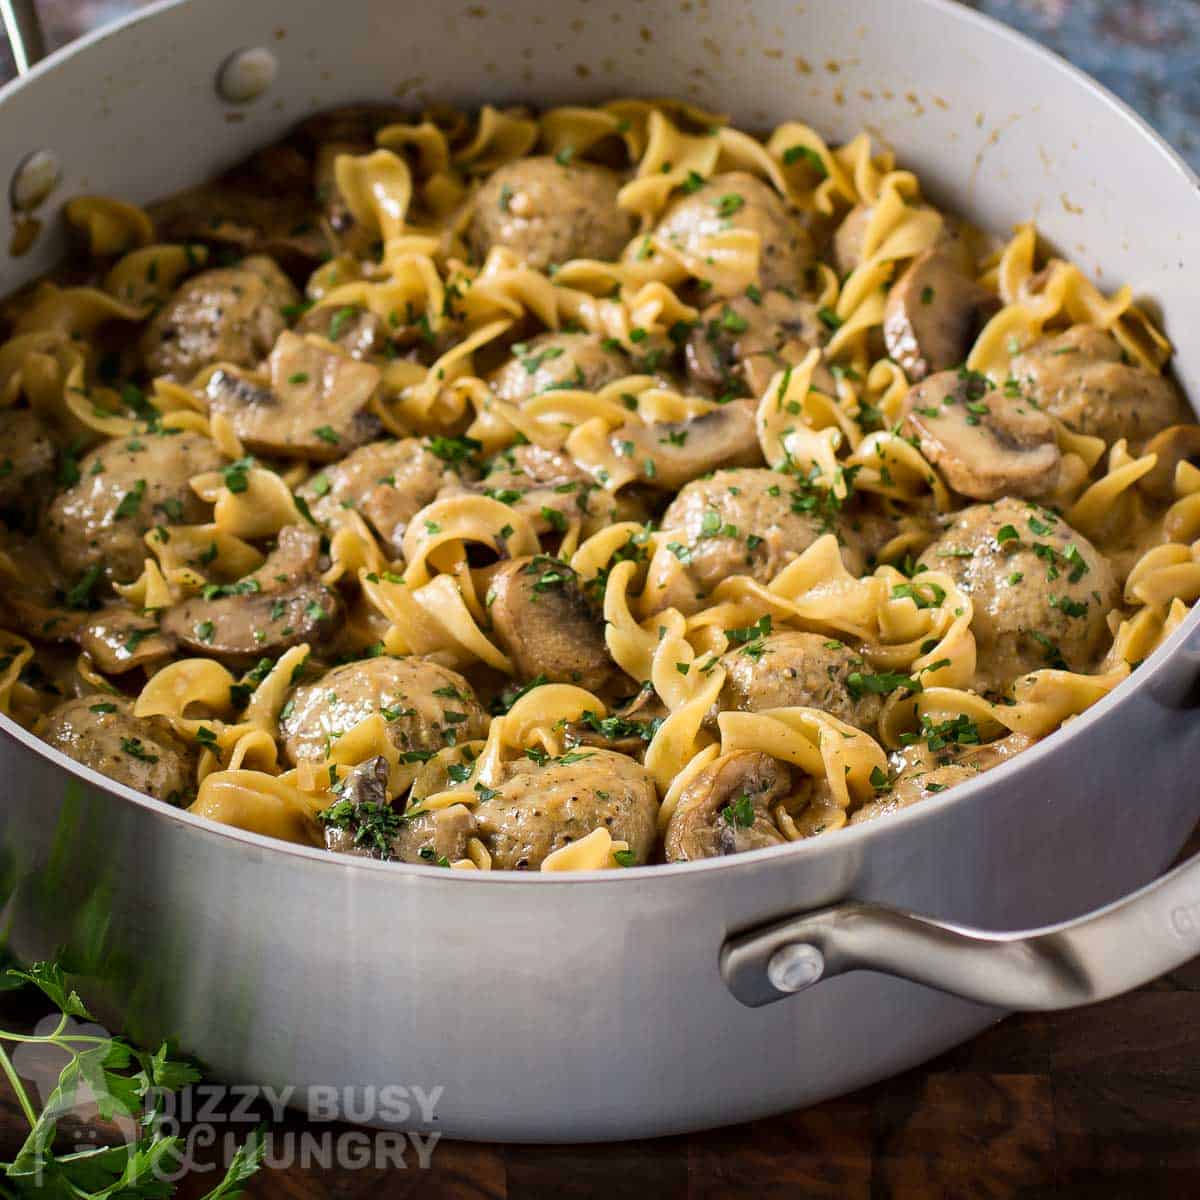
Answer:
[1,0,48,75]
[720,850,1200,1009]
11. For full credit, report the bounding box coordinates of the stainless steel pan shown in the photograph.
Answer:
[1,0,1198,1143]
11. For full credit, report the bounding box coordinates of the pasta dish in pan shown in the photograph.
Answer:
[1,99,1196,870]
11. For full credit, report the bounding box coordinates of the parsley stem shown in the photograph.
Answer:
[0,1040,38,1128]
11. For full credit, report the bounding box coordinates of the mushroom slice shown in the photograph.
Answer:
[78,606,176,675]
[1136,424,1200,502]
[161,525,341,666]
[883,250,999,382]
[295,303,387,359]
[485,555,615,692]
[904,370,1060,500]
[608,398,764,491]
[323,755,397,858]
[204,331,382,461]
[664,750,792,862]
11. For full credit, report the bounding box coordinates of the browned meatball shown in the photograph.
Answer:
[297,438,461,554]
[1009,326,1184,447]
[643,469,867,614]
[40,696,196,804]
[653,172,812,296]
[280,655,486,765]
[396,749,658,870]
[850,732,1034,824]
[719,631,883,734]
[488,332,630,405]
[42,431,224,584]
[451,443,634,536]
[0,409,55,522]
[467,157,636,270]
[140,256,298,380]
[918,497,1118,692]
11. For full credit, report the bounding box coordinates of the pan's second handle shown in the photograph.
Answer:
[721,851,1200,1010]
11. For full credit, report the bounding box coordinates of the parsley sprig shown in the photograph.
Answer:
[0,961,266,1197]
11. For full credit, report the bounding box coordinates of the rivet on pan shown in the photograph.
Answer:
[10,149,62,212]
[766,942,825,994]
[216,47,278,104]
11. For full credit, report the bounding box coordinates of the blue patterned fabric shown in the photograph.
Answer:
[1,1,1197,170]
[964,0,1199,170]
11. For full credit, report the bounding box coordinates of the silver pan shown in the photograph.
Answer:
[0,0,1198,1143]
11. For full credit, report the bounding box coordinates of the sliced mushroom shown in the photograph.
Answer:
[485,555,615,691]
[323,754,395,857]
[161,525,341,665]
[1137,424,1200,502]
[903,370,1061,500]
[561,687,668,758]
[39,695,196,804]
[664,750,791,862]
[78,606,176,675]
[140,256,299,381]
[607,398,764,491]
[686,290,830,399]
[204,330,382,461]
[883,250,999,382]
[295,303,387,359]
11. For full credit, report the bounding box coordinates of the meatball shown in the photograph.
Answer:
[850,732,1034,824]
[0,409,56,524]
[42,431,225,584]
[643,468,867,614]
[485,556,614,691]
[139,256,298,380]
[280,655,486,765]
[1009,326,1184,447]
[719,631,883,734]
[685,289,827,399]
[652,172,812,297]
[488,332,629,405]
[918,497,1118,692]
[454,443,632,536]
[397,748,658,870]
[297,438,460,554]
[466,157,636,271]
[40,696,196,804]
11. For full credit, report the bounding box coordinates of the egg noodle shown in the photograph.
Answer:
[0,98,1194,872]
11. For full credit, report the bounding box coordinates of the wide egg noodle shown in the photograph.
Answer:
[0,98,1194,867]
